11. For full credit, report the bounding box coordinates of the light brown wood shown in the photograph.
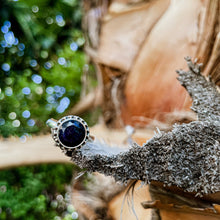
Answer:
[69,88,102,115]
[98,0,170,72]
[0,125,154,169]
[0,135,70,170]
[123,0,204,125]
[109,182,153,220]
[160,210,220,220]
[84,0,219,127]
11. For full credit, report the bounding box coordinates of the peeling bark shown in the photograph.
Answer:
[83,0,220,127]
[64,58,220,196]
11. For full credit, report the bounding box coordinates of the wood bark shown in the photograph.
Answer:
[83,0,220,127]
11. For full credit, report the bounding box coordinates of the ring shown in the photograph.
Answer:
[46,115,93,150]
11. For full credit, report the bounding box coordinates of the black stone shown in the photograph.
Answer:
[58,120,86,147]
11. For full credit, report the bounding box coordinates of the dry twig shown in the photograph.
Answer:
[66,57,219,196]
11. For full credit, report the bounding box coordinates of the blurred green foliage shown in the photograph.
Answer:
[0,0,93,219]
[0,0,87,137]
[0,164,80,220]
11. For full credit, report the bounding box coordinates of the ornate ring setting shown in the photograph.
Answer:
[46,115,92,150]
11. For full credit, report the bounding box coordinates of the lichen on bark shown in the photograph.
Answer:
[67,57,220,195]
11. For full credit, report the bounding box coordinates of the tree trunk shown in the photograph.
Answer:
[82,0,220,127]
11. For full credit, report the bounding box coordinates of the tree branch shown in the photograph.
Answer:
[177,56,220,122]
[66,57,220,195]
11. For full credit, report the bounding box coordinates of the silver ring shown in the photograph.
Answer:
[46,115,93,150]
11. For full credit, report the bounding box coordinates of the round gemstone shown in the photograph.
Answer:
[58,120,86,147]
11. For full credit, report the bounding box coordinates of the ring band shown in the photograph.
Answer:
[46,115,93,150]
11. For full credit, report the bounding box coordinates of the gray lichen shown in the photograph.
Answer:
[67,57,220,195]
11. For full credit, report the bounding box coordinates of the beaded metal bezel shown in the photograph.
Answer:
[51,115,90,150]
